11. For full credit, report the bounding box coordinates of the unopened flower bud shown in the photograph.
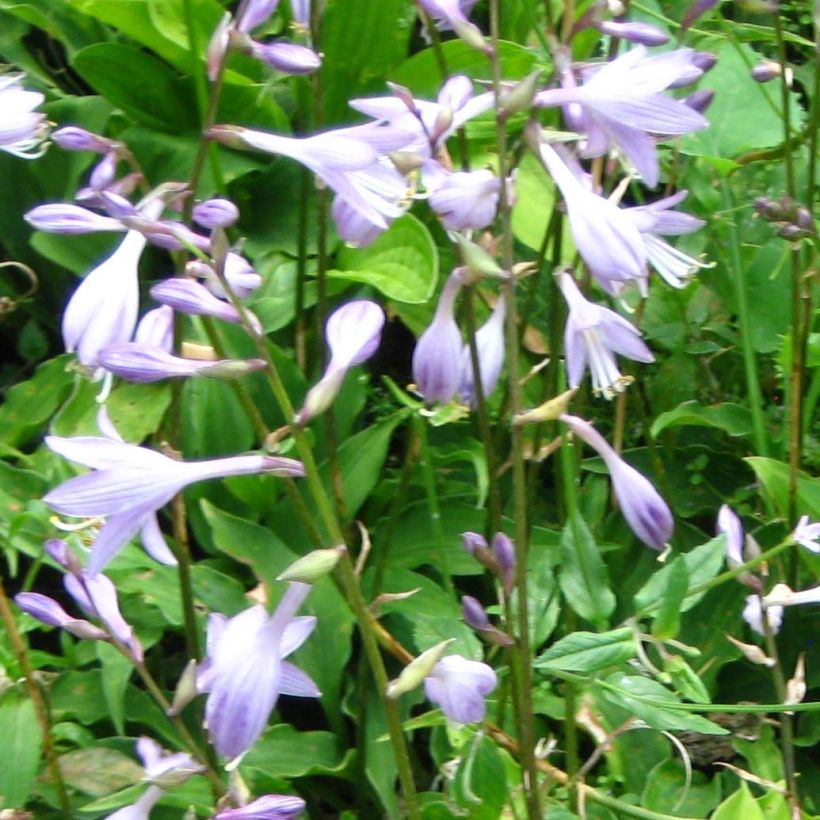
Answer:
[514,387,577,425]
[597,19,669,46]
[500,70,541,119]
[24,203,124,234]
[462,595,514,646]
[247,40,321,74]
[193,198,240,229]
[386,82,418,114]
[454,234,505,282]
[683,89,715,115]
[452,17,492,55]
[386,639,454,699]
[52,126,115,153]
[795,207,815,234]
[492,533,516,596]
[89,151,119,191]
[167,659,199,716]
[692,52,718,73]
[277,546,347,583]
[725,634,775,667]
[751,60,781,83]
[681,0,719,30]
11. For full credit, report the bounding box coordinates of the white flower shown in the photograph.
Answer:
[0,73,46,158]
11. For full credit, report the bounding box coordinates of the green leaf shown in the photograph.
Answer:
[330,215,439,304]
[651,557,689,640]
[72,42,198,132]
[634,536,726,615]
[601,674,728,735]
[558,512,615,624]
[57,746,142,796]
[651,401,753,439]
[641,759,721,818]
[0,690,42,808]
[664,655,711,704]
[535,628,635,673]
[680,42,805,159]
[95,642,134,736]
[711,782,766,820]
[243,724,350,779]
[744,457,820,519]
[453,734,508,818]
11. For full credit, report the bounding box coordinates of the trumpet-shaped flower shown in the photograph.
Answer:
[531,133,647,295]
[198,583,320,760]
[561,414,674,550]
[459,295,506,406]
[134,306,174,351]
[44,435,304,575]
[0,73,46,158]
[423,654,497,724]
[214,795,306,819]
[296,300,384,424]
[558,271,654,398]
[426,164,501,231]
[412,269,465,404]
[534,47,708,187]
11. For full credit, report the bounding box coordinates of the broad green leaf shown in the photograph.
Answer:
[651,401,753,439]
[0,690,41,808]
[664,655,711,704]
[601,673,728,735]
[72,42,198,132]
[733,723,784,784]
[651,557,689,640]
[57,746,142,796]
[182,376,254,458]
[558,512,615,624]
[641,759,721,818]
[535,627,635,673]
[744,457,820,519]
[243,724,350,779]
[634,536,726,615]
[527,537,561,647]
[330,215,438,304]
[711,782,766,820]
[680,41,805,159]
[95,642,134,736]
[453,734,508,818]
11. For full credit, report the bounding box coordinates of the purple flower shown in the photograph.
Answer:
[412,269,464,404]
[198,583,320,760]
[561,414,674,551]
[426,165,501,231]
[99,342,266,383]
[423,654,497,724]
[534,47,708,187]
[596,20,669,46]
[418,0,487,52]
[558,271,654,398]
[717,505,744,569]
[188,252,263,299]
[192,198,240,229]
[25,203,125,234]
[134,306,174,352]
[15,592,109,641]
[52,126,116,153]
[296,300,385,424]
[214,794,305,819]
[742,595,783,637]
[0,73,46,158]
[492,532,516,596]
[459,295,506,406]
[237,0,280,32]
[247,40,321,74]
[462,596,513,646]
[44,435,304,575]
[332,196,384,248]
[531,133,647,295]
[624,190,708,288]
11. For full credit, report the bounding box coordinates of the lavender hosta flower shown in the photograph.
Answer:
[764,583,820,609]
[150,278,262,335]
[52,126,116,153]
[291,0,310,29]
[134,305,174,352]
[423,654,497,724]
[418,0,487,53]
[534,46,708,187]
[15,592,109,641]
[558,271,654,399]
[296,300,385,424]
[209,124,412,233]
[426,164,501,231]
[247,40,321,74]
[793,515,820,553]
[192,198,240,229]
[412,269,465,404]
[561,413,674,550]
[99,342,266,383]
[462,596,514,646]
[743,595,783,637]
[597,20,669,46]
[531,134,647,295]
[717,505,745,569]
[25,203,125,234]
[237,0,280,32]
[188,252,263,299]
[0,73,46,158]
[88,151,119,192]
[44,435,304,575]
[459,296,506,406]
[105,737,204,820]
[492,532,516,596]
[214,795,306,820]
[198,583,320,760]
[681,0,720,30]
[332,196,383,248]
[624,190,709,288]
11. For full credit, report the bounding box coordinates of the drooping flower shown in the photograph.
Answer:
[561,414,674,550]
[15,592,109,641]
[558,271,654,398]
[792,515,820,553]
[44,436,304,575]
[0,73,46,158]
[717,505,745,569]
[423,654,497,724]
[296,300,385,424]
[534,47,708,187]
[99,342,266,383]
[412,269,465,404]
[187,252,263,299]
[134,305,174,352]
[198,583,320,761]
[214,794,306,819]
[237,0,281,33]
[763,583,820,609]
[530,131,647,295]
[425,164,501,231]
[459,295,506,406]
[742,595,783,637]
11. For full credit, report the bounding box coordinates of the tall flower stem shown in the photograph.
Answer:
[488,2,541,815]
[0,581,72,819]
[720,185,769,458]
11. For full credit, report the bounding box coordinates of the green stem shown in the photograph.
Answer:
[720,185,769,457]
[488,2,541,816]
[0,581,73,818]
